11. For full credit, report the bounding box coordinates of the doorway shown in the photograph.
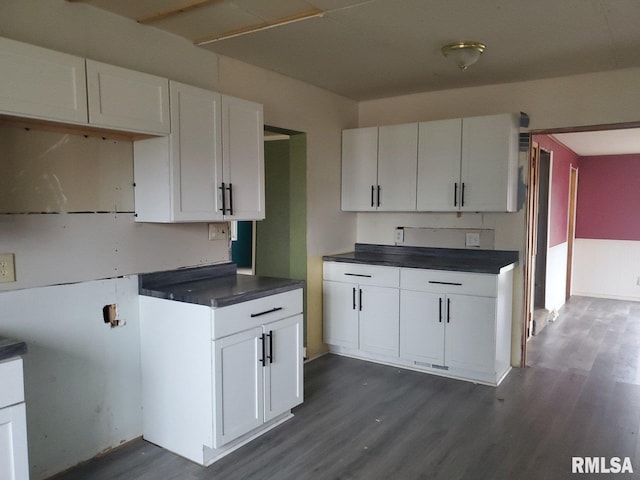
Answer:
[231,126,308,341]
[532,149,552,334]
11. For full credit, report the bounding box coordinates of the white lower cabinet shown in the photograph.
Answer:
[214,314,303,448]
[400,291,497,374]
[0,358,29,480]
[323,261,514,386]
[323,262,400,358]
[140,288,303,466]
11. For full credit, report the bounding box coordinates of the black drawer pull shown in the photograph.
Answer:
[251,307,283,318]
[428,281,463,286]
[344,273,373,278]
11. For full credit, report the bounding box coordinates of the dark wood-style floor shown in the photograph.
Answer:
[52,296,640,479]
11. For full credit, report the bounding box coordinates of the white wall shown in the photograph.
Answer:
[545,242,568,312]
[573,239,640,301]
[1,277,141,480]
[358,67,640,366]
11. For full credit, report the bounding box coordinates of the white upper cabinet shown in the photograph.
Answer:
[221,95,265,221]
[86,60,170,135]
[342,123,417,212]
[348,113,519,213]
[460,113,519,212]
[377,123,418,211]
[417,118,463,211]
[341,127,378,211]
[0,36,87,124]
[133,85,265,223]
[418,113,519,212]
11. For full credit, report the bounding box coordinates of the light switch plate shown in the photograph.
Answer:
[465,232,481,247]
[0,253,16,283]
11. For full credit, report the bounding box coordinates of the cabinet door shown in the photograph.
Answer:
[221,95,265,220]
[445,294,496,373]
[0,36,87,124]
[264,315,304,421]
[400,290,445,365]
[86,60,170,134]
[417,119,462,211]
[359,285,400,357]
[377,123,418,211]
[213,327,264,448]
[460,114,518,212]
[0,403,29,480]
[170,81,223,222]
[323,280,359,348]
[341,127,378,211]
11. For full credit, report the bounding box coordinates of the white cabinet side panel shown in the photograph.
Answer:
[140,295,213,463]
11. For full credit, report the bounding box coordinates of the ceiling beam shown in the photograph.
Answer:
[194,7,324,46]
[136,0,222,24]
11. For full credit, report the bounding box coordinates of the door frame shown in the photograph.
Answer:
[565,166,578,299]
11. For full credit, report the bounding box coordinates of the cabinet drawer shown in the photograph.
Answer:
[0,358,24,409]
[400,268,497,297]
[212,289,303,339]
[323,262,399,287]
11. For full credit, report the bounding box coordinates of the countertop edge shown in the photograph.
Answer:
[0,340,27,363]
[141,280,305,308]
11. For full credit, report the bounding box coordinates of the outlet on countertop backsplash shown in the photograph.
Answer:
[394,227,495,249]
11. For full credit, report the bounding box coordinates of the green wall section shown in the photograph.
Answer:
[256,134,308,344]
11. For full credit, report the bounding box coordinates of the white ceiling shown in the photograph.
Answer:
[552,129,640,156]
[69,0,640,156]
[71,0,640,101]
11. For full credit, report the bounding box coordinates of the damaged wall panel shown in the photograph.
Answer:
[0,126,133,214]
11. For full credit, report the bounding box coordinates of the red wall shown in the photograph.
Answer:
[533,135,580,247]
[575,154,640,241]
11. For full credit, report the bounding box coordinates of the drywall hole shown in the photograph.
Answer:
[102,304,124,328]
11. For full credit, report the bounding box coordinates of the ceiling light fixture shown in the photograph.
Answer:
[441,41,486,71]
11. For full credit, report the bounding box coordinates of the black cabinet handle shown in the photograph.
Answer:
[344,273,373,278]
[371,185,375,207]
[259,333,266,367]
[439,297,443,323]
[377,185,381,207]
[251,307,283,318]
[352,287,356,310]
[461,182,465,207]
[219,182,227,213]
[227,183,234,216]
[447,298,451,323]
[267,331,273,363]
[359,289,363,311]
[428,281,463,286]
[454,183,458,207]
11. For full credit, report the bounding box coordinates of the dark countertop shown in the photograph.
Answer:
[0,337,27,362]
[139,263,304,308]
[323,244,519,274]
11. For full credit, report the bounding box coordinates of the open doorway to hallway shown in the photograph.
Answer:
[522,124,640,366]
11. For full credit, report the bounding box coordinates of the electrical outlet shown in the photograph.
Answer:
[465,232,481,247]
[395,227,405,244]
[0,253,16,283]
[208,223,229,241]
